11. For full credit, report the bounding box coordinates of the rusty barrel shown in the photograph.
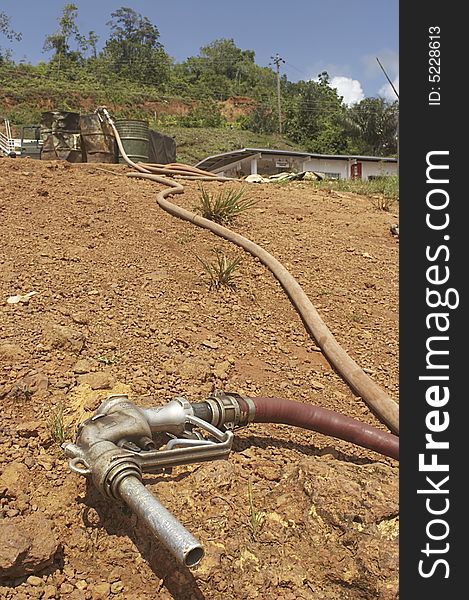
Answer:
[40,111,82,163]
[79,114,117,163]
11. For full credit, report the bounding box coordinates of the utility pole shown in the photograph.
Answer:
[376,57,399,100]
[376,57,399,169]
[271,53,285,134]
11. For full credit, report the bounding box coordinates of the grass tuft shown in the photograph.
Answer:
[48,403,72,445]
[197,249,242,290]
[195,185,257,224]
[313,175,399,202]
[370,194,397,212]
[247,479,265,539]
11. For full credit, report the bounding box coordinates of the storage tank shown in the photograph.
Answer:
[115,119,149,164]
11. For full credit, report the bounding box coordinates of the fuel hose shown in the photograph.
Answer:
[105,113,399,435]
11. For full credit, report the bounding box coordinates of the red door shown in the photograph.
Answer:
[351,162,362,179]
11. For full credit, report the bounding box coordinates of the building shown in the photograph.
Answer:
[195,148,398,180]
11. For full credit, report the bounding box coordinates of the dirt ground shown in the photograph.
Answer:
[0,157,399,600]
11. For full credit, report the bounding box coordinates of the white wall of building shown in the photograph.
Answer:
[361,160,398,179]
[302,158,349,179]
[217,153,398,180]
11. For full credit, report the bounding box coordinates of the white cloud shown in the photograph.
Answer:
[330,76,365,106]
[379,75,399,101]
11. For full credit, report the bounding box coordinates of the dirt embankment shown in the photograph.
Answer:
[0,158,398,599]
[0,92,257,127]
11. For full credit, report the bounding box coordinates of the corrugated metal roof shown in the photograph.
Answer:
[195,147,398,172]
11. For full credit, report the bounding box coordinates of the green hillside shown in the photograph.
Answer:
[153,125,306,165]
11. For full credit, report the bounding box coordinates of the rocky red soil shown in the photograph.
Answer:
[0,157,399,599]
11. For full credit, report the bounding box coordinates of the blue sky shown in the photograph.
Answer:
[1,0,399,104]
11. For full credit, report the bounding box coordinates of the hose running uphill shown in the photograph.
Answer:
[63,108,400,570]
[99,107,399,436]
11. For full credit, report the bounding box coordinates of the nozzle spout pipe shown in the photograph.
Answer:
[117,476,204,568]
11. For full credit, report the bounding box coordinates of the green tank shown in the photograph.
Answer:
[115,119,150,164]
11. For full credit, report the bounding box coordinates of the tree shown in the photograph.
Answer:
[198,38,255,81]
[102,7,171,86]
[85,31,99,59]
[43,3,85,70]
[284,76,349,153]
[317,71,330,85]
[0,11,22,62]
[174,39,277,101]
[238,104,278,134]
[346,98,398,156]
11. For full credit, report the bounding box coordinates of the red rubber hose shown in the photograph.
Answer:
[250,396,399,460]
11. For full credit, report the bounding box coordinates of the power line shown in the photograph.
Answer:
[284,61,311,79]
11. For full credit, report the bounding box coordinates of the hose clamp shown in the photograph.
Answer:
[205,390,238,430]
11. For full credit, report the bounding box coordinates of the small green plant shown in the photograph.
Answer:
[195,185,257,224]
[197,249,242,290]
[351,308,365,324]
[247,479,265,539]
[95,353,119,365]
[370,194,397,212]
[48,403,71,444]
[9,383,33,401]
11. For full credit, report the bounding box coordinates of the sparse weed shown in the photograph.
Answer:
[9,383,33,401]
[351,309,365,324]
[95,354,119,365]
[370,195,397,212]
[195,185,257,224]
[311,175,399,202]
[247,479,265,539]
[197,249,242,291]
[48,403,71,444]
[177,231,195,245]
